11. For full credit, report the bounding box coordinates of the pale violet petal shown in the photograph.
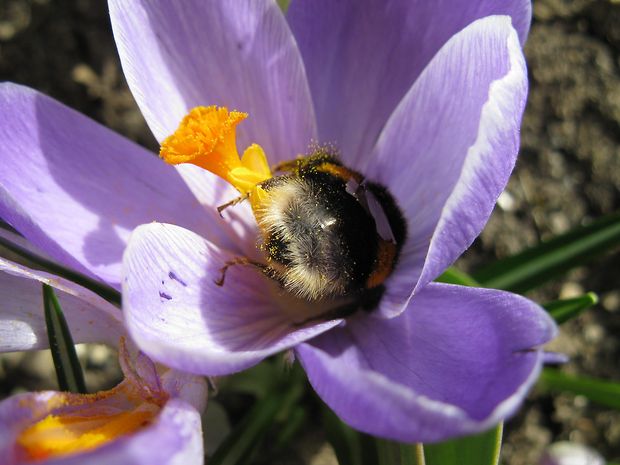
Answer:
[123,223,340,376]
[288,0,531,167]
[0,258,123,352]
[366,17,528,315]
[0,83,240,288]
[298,283,556,442]
[109,0,317,162]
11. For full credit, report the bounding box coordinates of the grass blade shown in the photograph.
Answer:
[436,267,480,287]
[375,440,425,465]
[543,293,598,324]
[43,284,86,394]
[208,391,282,465]
[321,406,367,465]
[272,406,307,452]
[277,0,291,12]
[2,234,120,305]
[424,424,503,465]
[375,439,400,465]
[539,369,620,410]
[472,212,620,292]
[209,373,304,465]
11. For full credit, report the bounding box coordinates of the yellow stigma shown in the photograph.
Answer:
[160,106,272,200]
[17,407,158,462]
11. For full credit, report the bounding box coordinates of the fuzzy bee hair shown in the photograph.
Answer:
[257,177,352,300]
[221,151,409,320]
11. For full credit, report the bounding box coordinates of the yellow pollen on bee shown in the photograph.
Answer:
[16,406,158,462]
[160,106,272,208]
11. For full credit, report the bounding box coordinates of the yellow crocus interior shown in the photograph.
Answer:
[160,106,272,208]
[17,406,157,462]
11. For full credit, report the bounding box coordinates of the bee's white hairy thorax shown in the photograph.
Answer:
[257,178,351,300]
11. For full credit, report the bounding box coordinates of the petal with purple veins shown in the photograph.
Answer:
[123,222,341,376]
[288,0,531,167]
[367,16,528,314]
[297,283,556,443]
[0,83,249,289]
[109,0,316,162]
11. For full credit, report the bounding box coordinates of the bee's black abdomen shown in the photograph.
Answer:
[258,152,407,305]
[305,170,379,291]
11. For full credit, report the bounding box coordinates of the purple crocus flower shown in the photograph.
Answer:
[0,0,556,443]
[0,258,206,464]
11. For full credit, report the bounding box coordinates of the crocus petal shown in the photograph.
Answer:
[0,391,56,463]
[297,283,556,442]
[170,165,260,260]
[0,83,248,289]
[366,16,527,315]
[0,393,203,465]
[0,258,123,352]
[160,370,208,415]
[0,225,53,261]
[123,223,341,376]
[288,0,530,166]
[110,0,317,163]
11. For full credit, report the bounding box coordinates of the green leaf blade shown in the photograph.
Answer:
[436,267,480,287]
[424,424,503,465]
[472,212,620,292]
[375,440,425,465]
[540,369,620,410]
[321,405,367,465]
[277,0,291,12]
[543,292,598,324]
[209,366,305,465]
[43,284,86,394]
[209,393,281,465]
[1,233,120,305]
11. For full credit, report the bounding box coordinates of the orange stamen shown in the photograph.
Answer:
[160,106,272,201]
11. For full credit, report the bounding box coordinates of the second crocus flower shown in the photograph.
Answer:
[0,258,207,465]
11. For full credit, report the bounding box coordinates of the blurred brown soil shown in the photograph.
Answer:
[0,0,619,464]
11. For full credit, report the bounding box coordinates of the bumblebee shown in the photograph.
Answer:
[160,106,407,320]
[218,149,407,319]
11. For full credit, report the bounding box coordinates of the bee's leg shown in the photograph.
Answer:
[216,194,249,216]
[215,257,268,286]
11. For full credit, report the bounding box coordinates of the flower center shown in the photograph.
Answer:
[161,106,407,318]
[15,339,168,463]
[17,405,158,462]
